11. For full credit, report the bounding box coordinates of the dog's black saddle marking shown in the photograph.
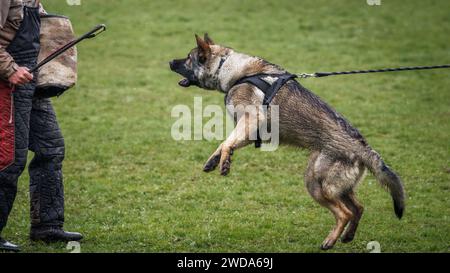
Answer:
[232,73,297,148]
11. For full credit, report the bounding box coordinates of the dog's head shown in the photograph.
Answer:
[169,33,231,91]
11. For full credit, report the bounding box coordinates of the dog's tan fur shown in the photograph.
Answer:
[170,34,405,250]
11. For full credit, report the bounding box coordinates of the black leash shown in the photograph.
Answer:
[297,64,450,78]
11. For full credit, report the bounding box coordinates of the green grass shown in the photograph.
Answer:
[2,0,449,253]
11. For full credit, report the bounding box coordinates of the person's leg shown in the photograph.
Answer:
[0,87,34,251]
[28,98,65,228]
[28,98,82,242]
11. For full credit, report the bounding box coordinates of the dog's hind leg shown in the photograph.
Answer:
[340,192,364,243]
[305,152,355,250]
[320,198,353,250]
[305,180,353,250]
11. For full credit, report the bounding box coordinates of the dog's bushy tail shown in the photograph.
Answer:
[359,147,405,219]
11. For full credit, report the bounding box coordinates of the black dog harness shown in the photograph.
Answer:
[231,72,298,148]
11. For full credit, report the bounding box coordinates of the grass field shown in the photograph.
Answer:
[2,0,449,253]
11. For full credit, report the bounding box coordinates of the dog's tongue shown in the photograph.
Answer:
[178,78,191,87]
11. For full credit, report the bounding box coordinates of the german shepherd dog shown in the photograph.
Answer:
[169,34,405,250]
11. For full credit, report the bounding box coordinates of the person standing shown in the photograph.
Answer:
[0,0,82,252]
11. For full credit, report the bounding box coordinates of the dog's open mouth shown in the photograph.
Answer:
[178,78,191,87]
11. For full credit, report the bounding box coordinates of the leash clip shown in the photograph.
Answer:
[297,73,316,79]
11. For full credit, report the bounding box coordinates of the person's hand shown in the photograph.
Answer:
[8,67,33,85]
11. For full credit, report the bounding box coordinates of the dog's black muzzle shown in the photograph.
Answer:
[169,58,184,71]
[169,58,199,88]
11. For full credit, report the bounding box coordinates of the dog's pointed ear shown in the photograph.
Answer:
[204,33,215,45]
[195,34,211,55]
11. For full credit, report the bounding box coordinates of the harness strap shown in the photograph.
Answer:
[234,76,271,99]
[232,73,297,148]
[234,73,297,105]
[264,73,297,105]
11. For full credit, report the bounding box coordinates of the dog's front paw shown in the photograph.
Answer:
[220,158,231,176]
[203,154,221,172]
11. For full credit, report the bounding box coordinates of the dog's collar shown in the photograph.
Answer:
[218,56,227,71]
[215,55,229,92]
